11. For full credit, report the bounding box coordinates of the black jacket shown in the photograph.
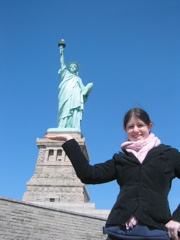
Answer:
[62,139,180,230]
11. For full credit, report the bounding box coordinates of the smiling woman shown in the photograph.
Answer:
[45,108,180,240]
[125,115,153,142]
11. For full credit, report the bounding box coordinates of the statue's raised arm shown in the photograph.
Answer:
[56,39,93,132]
[58,39,66,71]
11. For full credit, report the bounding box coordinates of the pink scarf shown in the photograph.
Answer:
[121,133,161,229]
[121,133,161,163]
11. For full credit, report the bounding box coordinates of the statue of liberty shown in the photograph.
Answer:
[57,40,93,132]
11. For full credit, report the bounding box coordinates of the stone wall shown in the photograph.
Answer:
[0,197,107,240]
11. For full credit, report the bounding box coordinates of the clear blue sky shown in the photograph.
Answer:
[1,0,179,213]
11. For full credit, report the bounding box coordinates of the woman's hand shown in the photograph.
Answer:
[166,220,180,240]
[45,134,73,142]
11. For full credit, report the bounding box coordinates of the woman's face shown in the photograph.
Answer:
[125,115,152,142]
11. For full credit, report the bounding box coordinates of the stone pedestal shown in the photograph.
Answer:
[23,132,110,218]
[23,132,90,206]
